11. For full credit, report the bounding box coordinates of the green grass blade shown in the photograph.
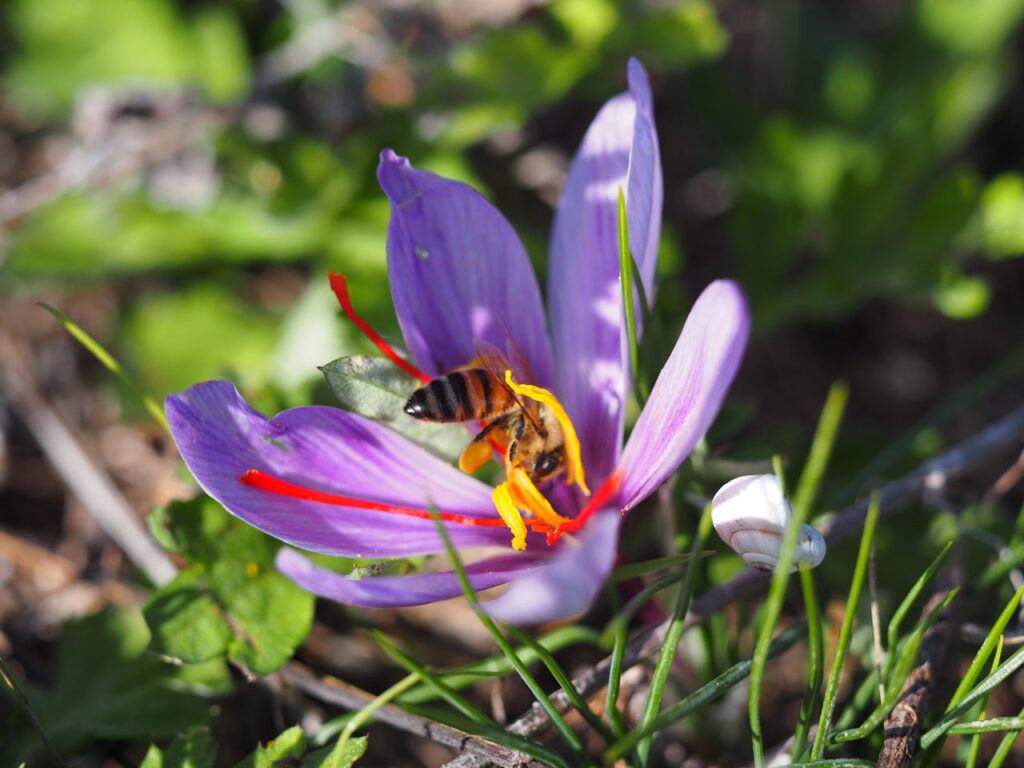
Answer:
[792,565,824,761]
[600,568,697,743]
[336,673,419,755]
[792,382,849,515]
[833,667,882,732]
[923,586,1024,767]
[948,585,1024,708]
[618,188,644,406]
[884,542,953,680]
[965,639,1003,768]
[949,717,1024,736]
[635,503,714,765]
[604,619,629,739]
[428,510,584,767]
[400,626,603,704]
[828,588,959,745]
[609,553,703,582]
[773,453,824,762]
[810,492,879,759]
[921,639,1024,749]
[601,571,686,646]
[986,704,1024,768]
[750,384,848,767]
[0,656,66,767]
[400,703,578,766]
[604,623,805,762]
[39,303,170,433]
[504,624,615,744]
[372,631,496,727]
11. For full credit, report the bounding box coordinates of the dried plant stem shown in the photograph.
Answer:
[282,665,540,768]
[876,576,960,768]
[0,332,177,587]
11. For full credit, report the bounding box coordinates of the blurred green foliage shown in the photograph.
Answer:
[6,0,249,118]
[0,606,217,766]
[4,0,1022,411]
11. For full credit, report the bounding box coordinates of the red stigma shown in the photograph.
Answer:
[328,273,431,384]
[240,469,552,533]
[545,471,622,545]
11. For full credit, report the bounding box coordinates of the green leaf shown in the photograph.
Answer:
[145,496,315,675]
[321,356,467,463]
[0,606,212,766]
[234,725,306,768]
[141,728,217,768]
[302,734,368,768]
[144,568,233,663]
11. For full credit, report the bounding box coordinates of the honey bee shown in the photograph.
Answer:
[403,340,567,485]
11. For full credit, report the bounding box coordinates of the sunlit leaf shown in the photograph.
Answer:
[145,496,315,675]
[321,356,467,463]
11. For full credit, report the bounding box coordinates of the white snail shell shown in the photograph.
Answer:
[711,474,826,572]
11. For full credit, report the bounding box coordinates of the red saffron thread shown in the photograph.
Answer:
[328,272,431,384]
[240,469,552,533]
[545,471,622,545]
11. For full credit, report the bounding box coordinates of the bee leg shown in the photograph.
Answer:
[506,413,526,465]
[471,416,504,444]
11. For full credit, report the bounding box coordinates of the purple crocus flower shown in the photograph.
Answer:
[165,59,750,624]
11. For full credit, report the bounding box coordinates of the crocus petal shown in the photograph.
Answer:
[166,380,511,558]
[378,150,554,388]
[548,58,661,484]
[624,57,663,297]
[482,509,621,624]
[276,547,545,608]
[617,281,750,510]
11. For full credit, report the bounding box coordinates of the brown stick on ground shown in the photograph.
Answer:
[877,572,960,768]
[441,404,1024,768]
[281,664,537,768]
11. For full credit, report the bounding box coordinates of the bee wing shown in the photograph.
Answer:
[472,338,542,430]
[472,338,514,378]
[504,338,537,390]
[488,311,538,387]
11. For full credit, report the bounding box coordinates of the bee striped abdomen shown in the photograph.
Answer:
[404,369,512,423]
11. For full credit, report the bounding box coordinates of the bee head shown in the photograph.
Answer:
[530,450,566,484]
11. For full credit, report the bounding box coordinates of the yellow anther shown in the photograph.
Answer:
[492,483,528,550]
[504,371,590,495]
[508,466,569,528]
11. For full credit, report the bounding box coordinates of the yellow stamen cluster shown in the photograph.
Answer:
[491,371,590,550]
[503,371,590,495]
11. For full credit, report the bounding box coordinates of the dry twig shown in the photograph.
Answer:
[877,572,961,768]
[281,664,537,768]
[0,331,177,587]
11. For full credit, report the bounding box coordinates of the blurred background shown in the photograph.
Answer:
[3,0,1024,765]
